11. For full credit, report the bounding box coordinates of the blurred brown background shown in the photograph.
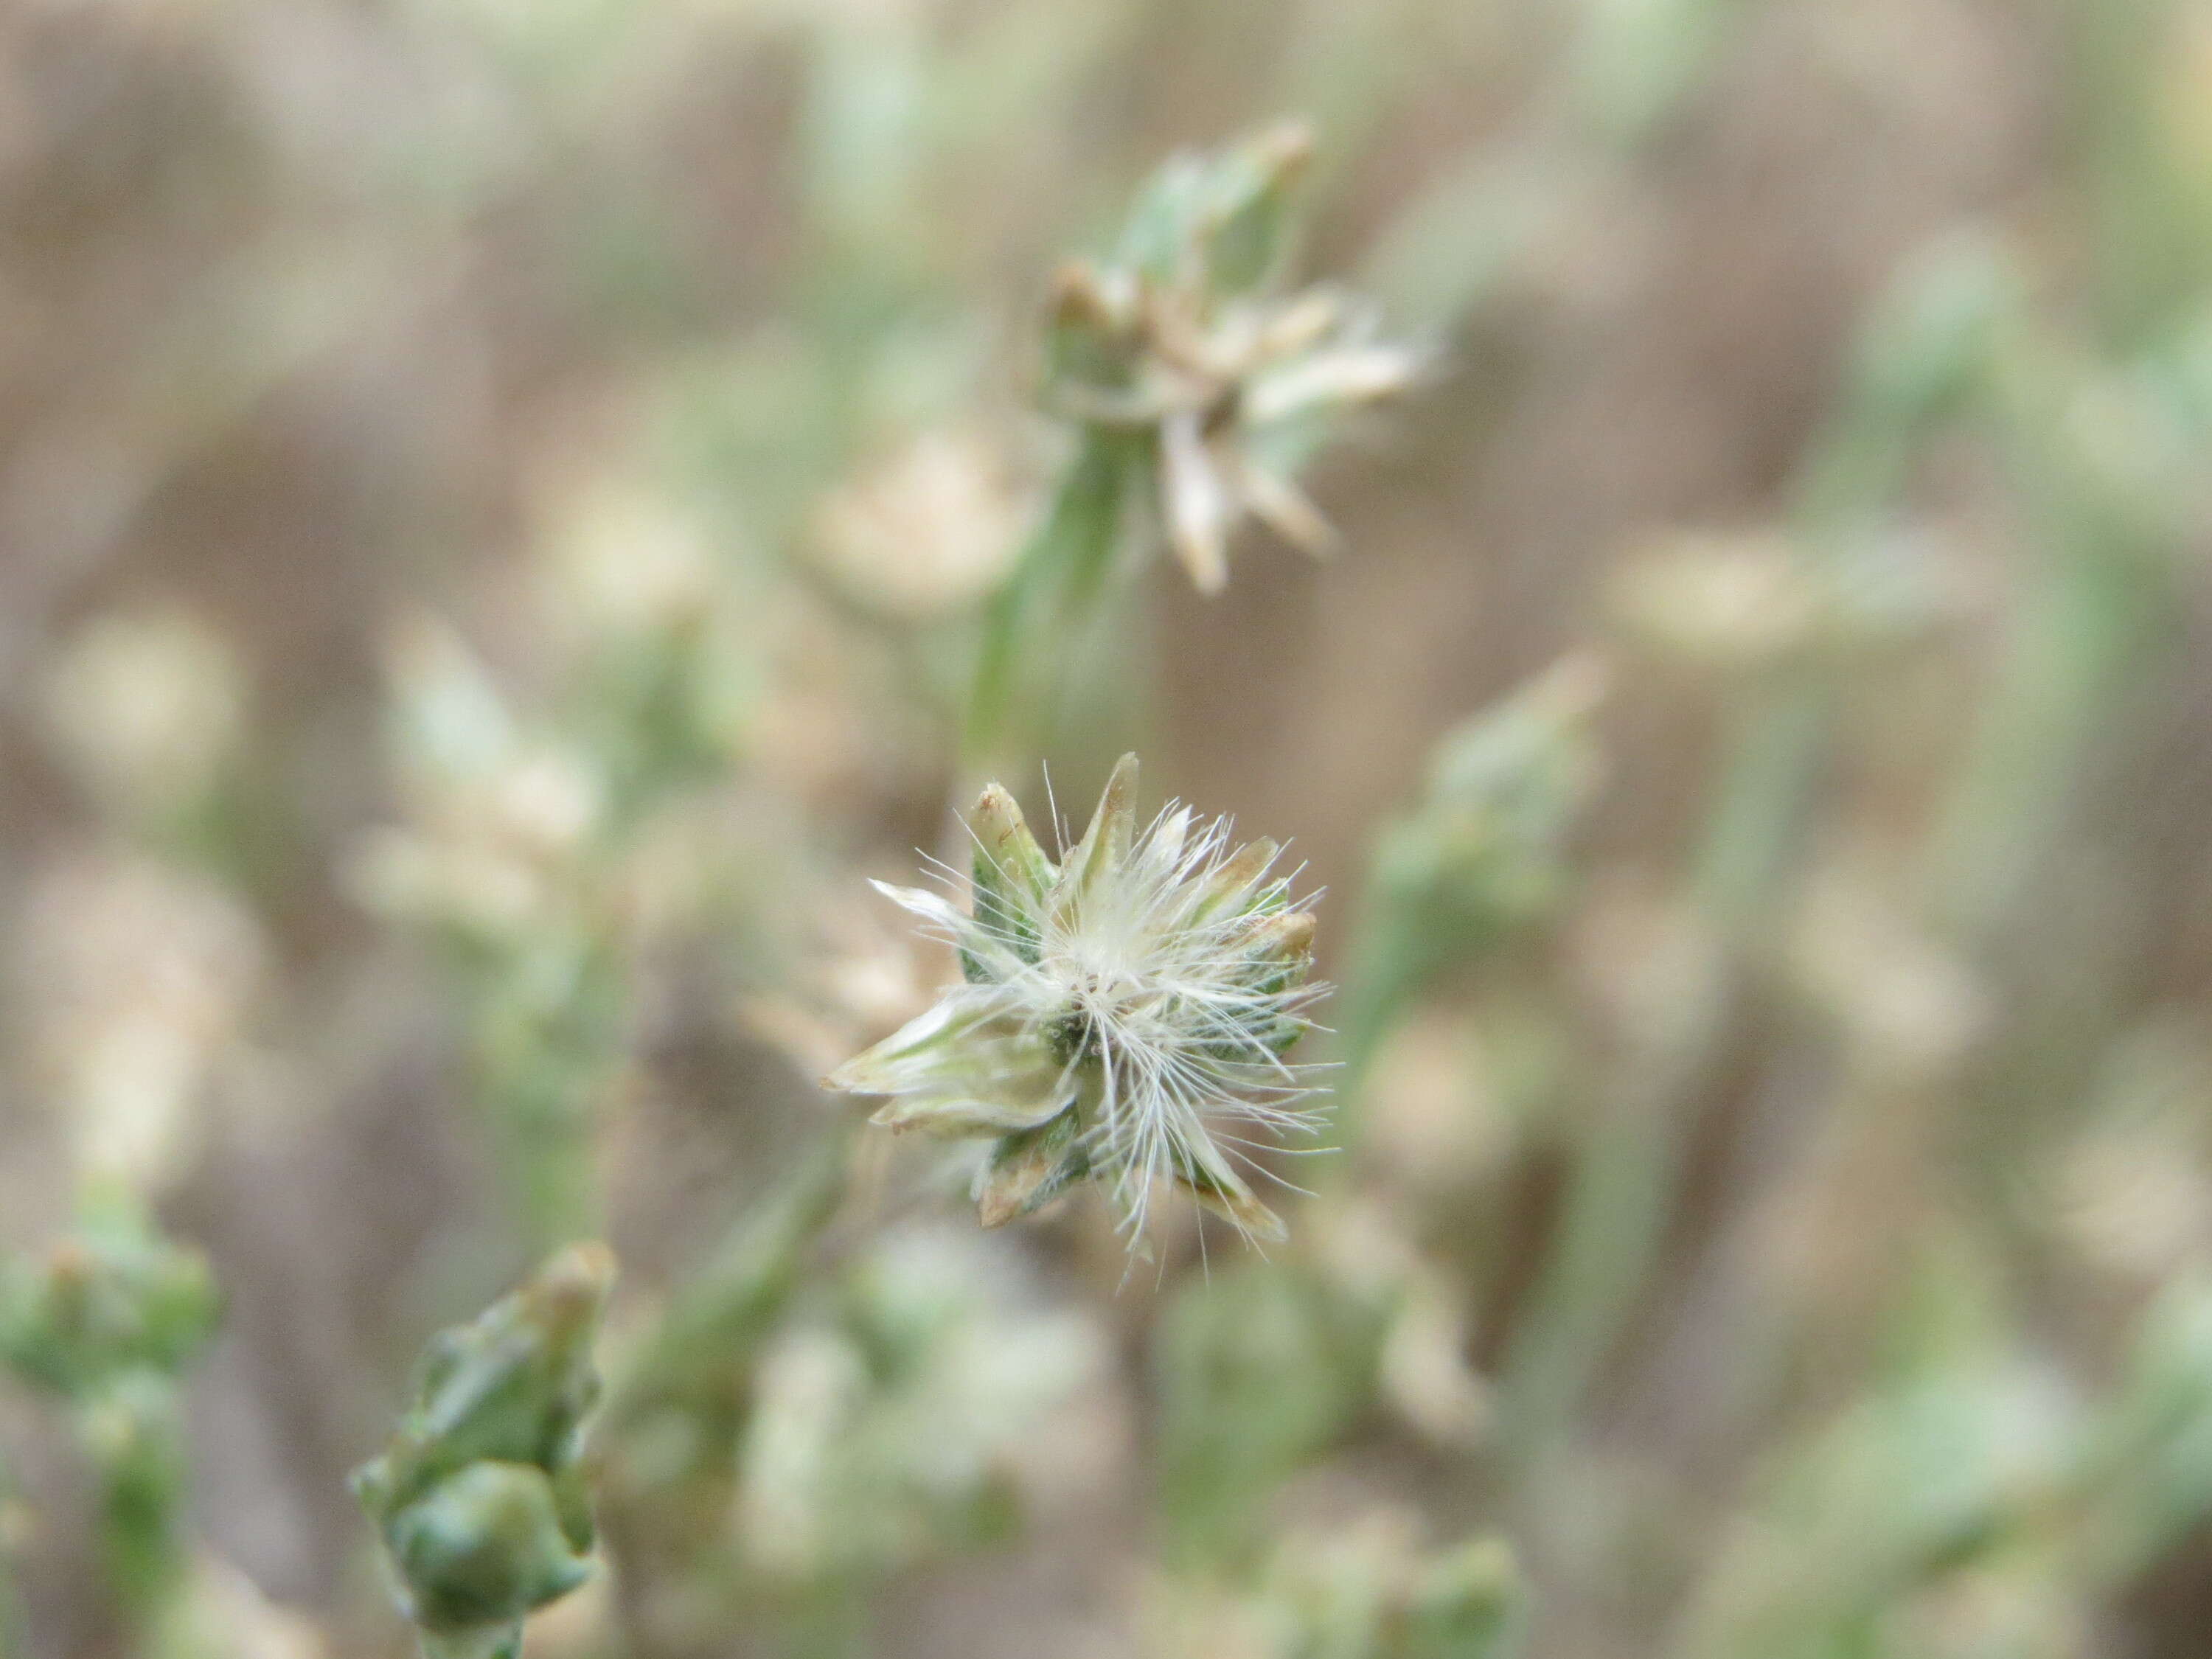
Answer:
[7,1,2212,1657]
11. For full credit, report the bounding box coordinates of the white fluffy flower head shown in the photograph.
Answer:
[827,754,1328,1245]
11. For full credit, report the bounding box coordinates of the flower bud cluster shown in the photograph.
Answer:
[351,1244,614,1659]
[0,1197,220,1613]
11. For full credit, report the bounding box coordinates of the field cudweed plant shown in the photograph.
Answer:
[12,8,2212,1655]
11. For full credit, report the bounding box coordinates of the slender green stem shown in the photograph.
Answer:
[1495,883,1734,1467]
[1924,326,2177,940]
[1494,231,1981,1463]
[0,1453,21,1659]
[1691,676,1833,930]
[962,431,1137,776]
[597,1133,849,1659]
[602,1130,850,1429]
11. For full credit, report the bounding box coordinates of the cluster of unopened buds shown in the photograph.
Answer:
[0,1197,221,1614]
[351,1244,614,1659]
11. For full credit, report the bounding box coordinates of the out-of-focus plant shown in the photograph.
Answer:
[349,619,627,1244]
[15,4,2212,1655]
[1149,1191,1498,1576]
[810,428,1027,625]
[590,1136,1107,1657]
[1152,1253,1390,1567]
[38,606,248,863]
[1486,231,2025,1482]
[591,1141,845,1655]
[352,1243,615,1659]
[348,490,770,1247]
[2068,1270,2212,1585]
[153,1558,329,1659]
[1667,1242,2212,1659]
[1252,1520,1526,1659]
[0,1194,220,1632]
[970,122,1422,762]
[1149,1511,1526,1659]
[729,1225,1104,1638]
[15,851,265,1199]
[1337,656,1609,1113]
[1042,123,1422,594]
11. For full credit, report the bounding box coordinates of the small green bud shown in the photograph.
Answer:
[974,1108,1093,1230]
[0,1200,218,1400]
[384,1461,591,1632]
[353,1244,614,1654]
[0,1199,217,1618]
[1052,750,1139,916]
[1043,262,1142,394]
[1192,120,1315,297]
[1192,835,1281,922]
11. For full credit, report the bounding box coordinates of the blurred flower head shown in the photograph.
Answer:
[741,886,945,1083]
[1609,529,1966,672]
[40,605,246,827]
[538,475,721,641]
[344,617,606,945]
[811,426,1025,619]
[827,754,1327,1246]
[736,1223,1105,1585]
[16,852,264,1192]
[1043,122,1425,593]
